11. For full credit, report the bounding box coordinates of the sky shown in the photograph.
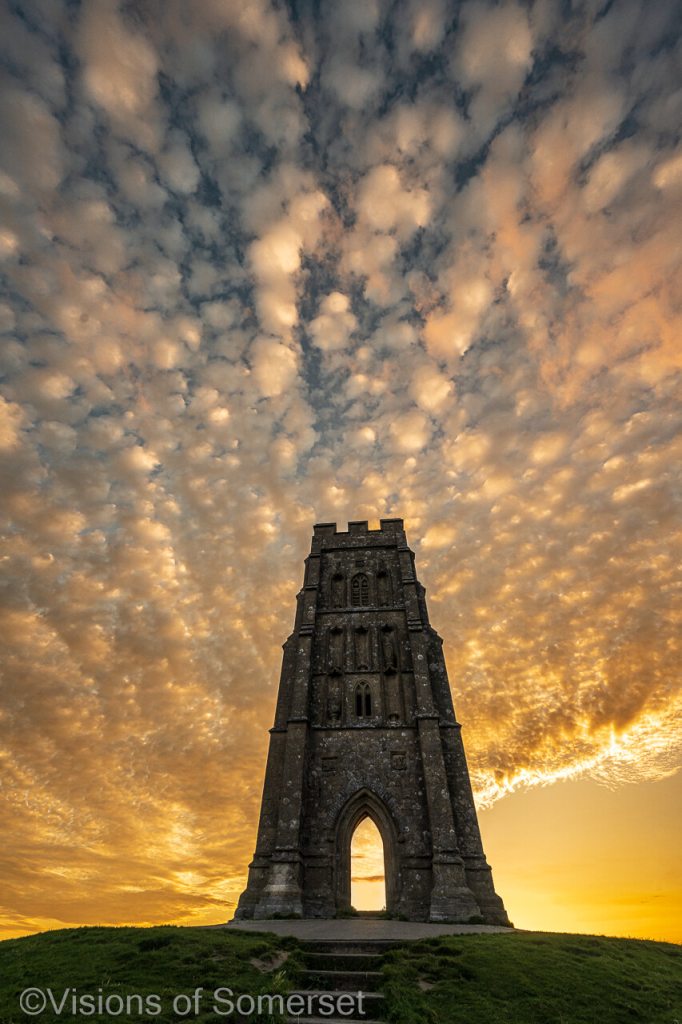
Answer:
[1,0,681,944]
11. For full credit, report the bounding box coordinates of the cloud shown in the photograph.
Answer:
[410,363,453,412]
[0,0,681,940]
[652,149,682,190]
[0,395,24,449]
[411,0,447,53]
[452,1,533,135]
[0,86,64,192]
[356,164,431,236]
[197,93,242,153]
[309,292,357,351]
[250,338,299,397]
[77,0,161,148]
[325,61,384,110]
[389,410,431,452]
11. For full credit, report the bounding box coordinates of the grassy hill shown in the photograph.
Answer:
[382,932,682,1023]
[0,925,680,1023]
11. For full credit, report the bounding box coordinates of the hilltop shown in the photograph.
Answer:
[0,924,680,1023]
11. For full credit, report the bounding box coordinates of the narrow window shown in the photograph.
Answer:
[356,683,371,718]
[352,573,370,606]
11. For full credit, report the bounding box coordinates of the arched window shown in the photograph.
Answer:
[351,573,370,606]
[355,683,372,718]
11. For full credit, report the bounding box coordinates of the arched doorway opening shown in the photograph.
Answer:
[350,816,386,911]
[333,788,399,914]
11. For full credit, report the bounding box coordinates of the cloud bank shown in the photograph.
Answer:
[0,0,681,935]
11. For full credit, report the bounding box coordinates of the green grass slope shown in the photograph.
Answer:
[383,933,682,1024]
[0,926,680,1023]
[0,926,301,1023]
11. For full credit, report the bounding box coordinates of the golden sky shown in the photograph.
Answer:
[0,0,681,943]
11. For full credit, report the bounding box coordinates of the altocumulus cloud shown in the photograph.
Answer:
[0,0,681,935]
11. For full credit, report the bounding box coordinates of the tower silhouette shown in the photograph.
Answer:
[235,519,509,924]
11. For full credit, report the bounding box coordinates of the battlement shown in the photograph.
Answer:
[313,518,404,537]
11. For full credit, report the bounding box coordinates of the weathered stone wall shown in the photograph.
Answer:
[234,519,510,925]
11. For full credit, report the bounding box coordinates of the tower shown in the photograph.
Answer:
[235,519,510,924]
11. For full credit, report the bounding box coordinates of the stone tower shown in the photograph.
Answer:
[235,519,509,924]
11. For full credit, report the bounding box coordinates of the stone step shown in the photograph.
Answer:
[298,939,401,954]
[288,989,386,997]
[299,968,384,991]
[302,950,383,959]
[288,939,389,1021]
[288,988,385,1000]
[301,951,383,971]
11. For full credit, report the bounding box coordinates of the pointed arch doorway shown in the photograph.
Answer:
[351,817,386,910]
[334,789,399,914]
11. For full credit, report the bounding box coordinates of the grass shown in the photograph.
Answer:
[1,926,680,1023]
[334,905,360,918]
[381,931,682,1024]
[0,926,303,1023]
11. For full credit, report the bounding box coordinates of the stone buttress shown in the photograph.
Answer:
[234,519,510,925]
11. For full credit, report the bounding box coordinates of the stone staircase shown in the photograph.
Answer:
[286,939,396,1023]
